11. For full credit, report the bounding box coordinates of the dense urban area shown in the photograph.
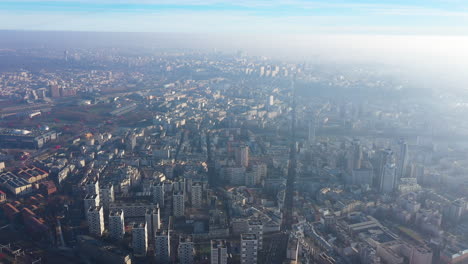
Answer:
[0,47,467,264]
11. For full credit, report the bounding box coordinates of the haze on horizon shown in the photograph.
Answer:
[1,0,468,92]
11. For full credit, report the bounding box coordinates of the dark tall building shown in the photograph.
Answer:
[397,139,408,179]
[49,85,61,98]
[376,149,394,190]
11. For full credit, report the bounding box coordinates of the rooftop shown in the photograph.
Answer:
[211,239,227,248]
[241,233,257,240]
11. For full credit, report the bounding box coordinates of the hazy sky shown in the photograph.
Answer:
[1,1,468,92]
[1,0,468,34]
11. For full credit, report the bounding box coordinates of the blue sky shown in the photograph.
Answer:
[0,0,467,34]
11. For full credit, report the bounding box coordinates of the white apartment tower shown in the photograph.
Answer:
[109,209,125,240]
[132,222,148,256]
[178,235,194,264]
[191,183,203,208]
[241,233,258,264]
[248,219,263,250]
[84,194,100,220]
[152,182,165,208]
[145,207,161,240]
[155,230,171,263]
[173,191,185,217]
[211,239,228,264]
[236,145,249,168]
[87,205,104,236]
[99,183,115,210]
[85,178,99,195]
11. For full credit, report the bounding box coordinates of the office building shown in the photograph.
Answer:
[351,138,363,170]
[397,139,408,179]
[349,168,374,186]
[380,162,397,193]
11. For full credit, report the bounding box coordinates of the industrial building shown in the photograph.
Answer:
[0,128,58,149]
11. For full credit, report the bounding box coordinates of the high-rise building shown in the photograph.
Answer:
[152,182,165,208]
[211,239,228,264]
[380,162,397,193]
[109,209,125,240]
[85,178,99,195]
[173,178,186,194]
[173,191,185,217]
[145,207,160,240]
[191,183,202,208]
[224,166,246,186]
[447,199,467,223]
[87,205,104,236]
[346,139,362,173]
[241,233,258,264]
[410,163,425,184]
[375,149,393,189]
[99,183,115,210]
[352,138,363,170]
[350,168,374,186]
[132,222,148,256]
[49,85,61,98]
[84,194,100,218]
[245,170,256,187]
[126,134,137,152]
[397,139,408,179]
[247,162,267,186]
[248,219,263,250]
[178,235,194,264]
[155,230,171,263]
[235,145,249,168]
[268,95,274,106]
